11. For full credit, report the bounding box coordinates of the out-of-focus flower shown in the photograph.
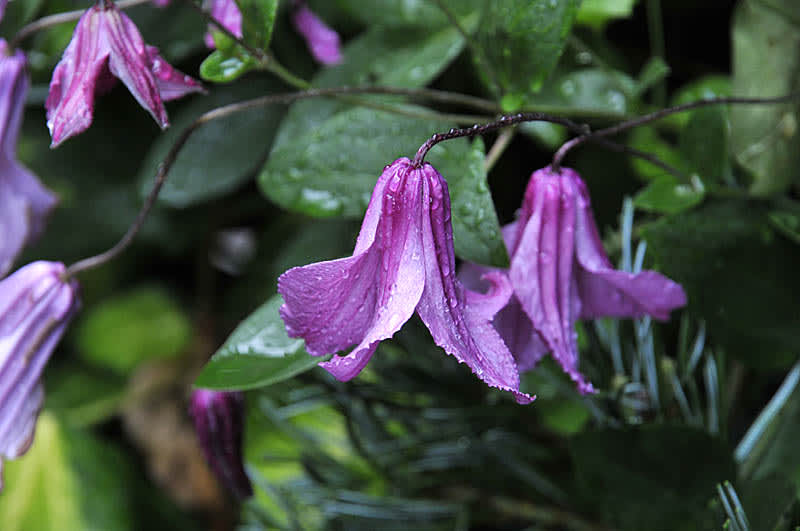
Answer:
[0,1,7,22]
[462,167,686,394]
[189,389,252,499]
[152,0,170,6]
[292,0,342,65]
[46,1,203,147]
[0,261,79,489]
[0,41,57,276]
[278,158,533,404]
[202,0,243,49]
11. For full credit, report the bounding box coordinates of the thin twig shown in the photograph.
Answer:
[10,0,151,49]
[412,112,591,167]
[551,93,800,170]
[61,85,495,278]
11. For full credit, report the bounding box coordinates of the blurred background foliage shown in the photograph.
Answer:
[2,0,800,529]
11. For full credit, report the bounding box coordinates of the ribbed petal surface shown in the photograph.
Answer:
[0,262,78,490]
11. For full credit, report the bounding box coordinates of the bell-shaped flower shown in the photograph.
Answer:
[292,1,342,65]
[46,1,203,147]
[278,158,533,404]
[0,261,79,489]
[190,389,252,499]
[463,167,686,394]
[0,41,57,276]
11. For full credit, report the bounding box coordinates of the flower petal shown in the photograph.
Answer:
[416,167,532,403]
[292,2,342,65]
[571,174,687,320]
[46,8,109,147]
[144,45,205,101]
[279,160,426,381]
[101,8,168,129]
[511,171,592,394]
[204,0,243,49]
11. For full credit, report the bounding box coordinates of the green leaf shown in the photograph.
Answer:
[730,0,800,195]
[260,106,508,266]
[474,0,581,98]
[576,0,639,30]
[199,48,258,82]
[235,0,279,49]
[665,75,731,129]
[530,68,636,116]
[76,287,191,374]
[627,127,685,181]
[332,0,480,27]
[643,199,800,369]
[0,413,134,531]
[270,21,470,151]
[431,138,508,266]
[634,57,670,98]
[634,174,705,215]
[680,107,731,184]
[195,295,324,390]
[138,79,284,208]
[570,425,736,530]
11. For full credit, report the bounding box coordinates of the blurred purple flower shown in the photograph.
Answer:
[278,158,533,404]
[152,0,170,6]
[46,1,203,147]
[292,1,342,65]
[0,261,79,489]
[190,389,252,499]
[203,0,243,49]
[462,167,686,394]
[0,41,57,276]
[0,1,7,22]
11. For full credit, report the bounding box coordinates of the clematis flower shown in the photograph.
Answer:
[190,389,252,499]
[278,158,533,404]
[46,0,203,147]
[462,166,686,394]
[0,261,79,489]
[0,41,57,276]
[292,0,342,65]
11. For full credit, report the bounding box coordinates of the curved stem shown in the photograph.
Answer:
[10,0,152,49]
[62,85,497,278]
[551,93,800,170]
[412,112,590,167]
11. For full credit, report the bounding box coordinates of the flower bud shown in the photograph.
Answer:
[189,389,252,499]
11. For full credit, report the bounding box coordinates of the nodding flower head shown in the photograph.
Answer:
[46,1,203,147]
[463,166,686,394]
[0,261,79,490]
[278,158,533,404]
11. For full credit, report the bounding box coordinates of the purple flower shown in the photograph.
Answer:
[0,261,79,489]
[0,41,57,276]
[278,158,533,404]
[292,1,342,65]
[463,167,686,394]
[46,1,203,147]
[203,0,243,49]
[189,389,252,499]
